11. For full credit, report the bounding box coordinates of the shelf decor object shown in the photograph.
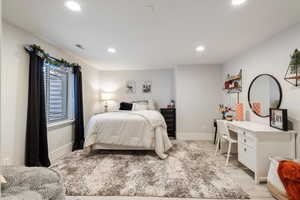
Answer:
[223,69,243,97]
[284,49,300,87]
[235,103,244,121]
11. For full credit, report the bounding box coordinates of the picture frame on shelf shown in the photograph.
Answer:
[269,108,288,131]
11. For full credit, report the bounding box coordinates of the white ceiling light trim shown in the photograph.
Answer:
[232,0,247,6]
[195,45,206,52]
[65,1,81,12]
[107,48,117,53]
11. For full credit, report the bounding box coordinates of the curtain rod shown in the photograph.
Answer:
[24,44,80,68]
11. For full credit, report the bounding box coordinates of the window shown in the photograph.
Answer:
[43,62,74,124]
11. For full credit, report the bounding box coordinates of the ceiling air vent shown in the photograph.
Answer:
[75,44,84,50]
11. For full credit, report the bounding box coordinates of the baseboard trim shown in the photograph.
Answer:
[49,142,73,162]
[176,132,213,141]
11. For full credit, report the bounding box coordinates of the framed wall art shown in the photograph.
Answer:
[270,108,288,131]
[126,80,136,94]
[142,81,152,93]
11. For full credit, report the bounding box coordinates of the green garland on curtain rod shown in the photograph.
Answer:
[25,44,80,68]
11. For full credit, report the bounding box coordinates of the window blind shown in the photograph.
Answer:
[44,62,70,123]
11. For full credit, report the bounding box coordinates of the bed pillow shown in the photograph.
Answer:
[132,103,148,111]
[119,102,133,110]
[0,175,7,184]
[147,99,156,110]
[131,100,156,110]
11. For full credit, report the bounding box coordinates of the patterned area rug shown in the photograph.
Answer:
[51,141,250,199]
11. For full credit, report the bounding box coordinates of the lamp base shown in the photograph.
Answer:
[104,105,108,112]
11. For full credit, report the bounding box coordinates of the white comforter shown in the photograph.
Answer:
[84,110,172,159]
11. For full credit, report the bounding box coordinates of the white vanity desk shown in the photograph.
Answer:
[225,120,297,184]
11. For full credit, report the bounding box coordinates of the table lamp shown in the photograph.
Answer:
[101,93,113,112]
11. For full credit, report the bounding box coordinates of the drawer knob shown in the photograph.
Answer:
[244,148,247,152]
[244,139,247,143]
[243,132,246,135]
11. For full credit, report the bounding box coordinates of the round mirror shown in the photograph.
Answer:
[248,74,282,118]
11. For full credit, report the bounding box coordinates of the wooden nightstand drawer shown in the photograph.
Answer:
[162,114,175,119]
[160,108,176,138]
[160,108,175,114]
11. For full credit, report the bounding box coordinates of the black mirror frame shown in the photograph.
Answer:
[248,74,282,118]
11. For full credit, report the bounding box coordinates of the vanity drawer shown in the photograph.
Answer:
[238,143,256,172]
[239,135,256,149]
[238,130,256,149]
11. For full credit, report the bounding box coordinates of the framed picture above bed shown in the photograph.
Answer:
[270,108,288,131]
[126,80,136,94]
[143,81,152,93]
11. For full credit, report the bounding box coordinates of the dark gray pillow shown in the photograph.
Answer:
[119,102,133,110]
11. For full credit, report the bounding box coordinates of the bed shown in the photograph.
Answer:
[84,110,172,159]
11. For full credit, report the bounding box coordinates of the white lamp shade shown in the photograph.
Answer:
[101,93,113,101]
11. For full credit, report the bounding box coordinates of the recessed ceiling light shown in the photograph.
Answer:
[107,48,116,53]
[232,0,247,6]
[195,45,205,52]
[65,1,81,12]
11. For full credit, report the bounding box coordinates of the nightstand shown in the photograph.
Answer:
[160,108,176,138]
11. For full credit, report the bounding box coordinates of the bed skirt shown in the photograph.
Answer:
[90,143,154,151]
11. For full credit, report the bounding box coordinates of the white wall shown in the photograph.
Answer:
[0,0,2,166]
[222,22,300,158]
[1,22,100,165]
[98,69,175,111]
[175,65,222,140]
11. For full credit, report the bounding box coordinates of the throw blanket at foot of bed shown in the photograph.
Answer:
[278,161,300,200]
[84,110,172,159]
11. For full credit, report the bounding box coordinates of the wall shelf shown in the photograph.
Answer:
[285,75,300,80]
[224,69,242,94]
[284,49,300,86]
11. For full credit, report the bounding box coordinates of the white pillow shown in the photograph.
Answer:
[147,99,156,110]
[132,103,148,111]
[0,175,7,184]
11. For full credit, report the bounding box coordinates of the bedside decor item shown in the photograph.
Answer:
[142,81,152,93]
[218,104,231,119]
[168,100,175,108]
[248,74,282,118]
[270,108,288,131]
[101,93,113,112]
[285,49,300,87]
[126,80,136,93]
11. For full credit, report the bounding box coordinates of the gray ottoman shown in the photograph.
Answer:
[1,166,65,200]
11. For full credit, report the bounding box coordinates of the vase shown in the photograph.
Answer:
[222,113,226,120]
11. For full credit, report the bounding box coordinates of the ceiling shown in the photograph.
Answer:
[3,0,300,70]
